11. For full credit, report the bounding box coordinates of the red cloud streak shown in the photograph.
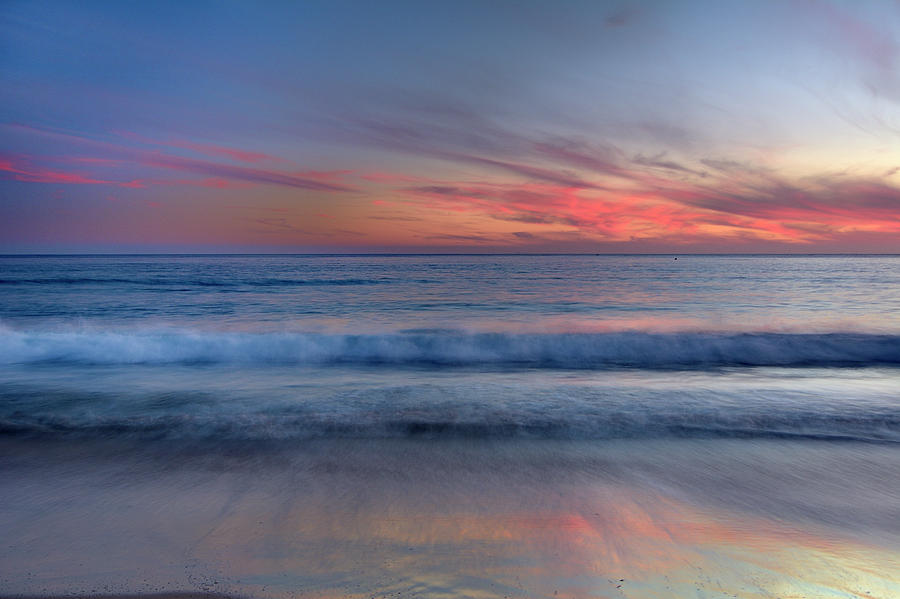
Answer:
[0,154,142,187]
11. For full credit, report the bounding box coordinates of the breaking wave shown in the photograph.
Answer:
[1,328,899,368]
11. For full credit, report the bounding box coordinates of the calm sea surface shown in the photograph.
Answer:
[1,254,899,598]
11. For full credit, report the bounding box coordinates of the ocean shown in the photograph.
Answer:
[1,254,898,598]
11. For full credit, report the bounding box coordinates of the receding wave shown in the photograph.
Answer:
[1,329,899,367]
[1,386,897,444]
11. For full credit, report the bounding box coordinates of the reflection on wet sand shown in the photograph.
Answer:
[1,439,898,599]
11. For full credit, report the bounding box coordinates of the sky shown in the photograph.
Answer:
[1,0,899,253]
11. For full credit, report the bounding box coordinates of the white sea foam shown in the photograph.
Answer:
[1,327,898,367]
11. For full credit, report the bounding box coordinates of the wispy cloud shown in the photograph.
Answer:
[441,152,604,189]
[799,0,900,101]
[395,157,900,246]
[4,124,357,192]
[117,131,281,163]
[0,153,143,187]
[633,153,705,177]
[139,152,356,192]
[657,172,900,238]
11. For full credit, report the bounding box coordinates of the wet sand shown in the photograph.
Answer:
[1,438,899,599]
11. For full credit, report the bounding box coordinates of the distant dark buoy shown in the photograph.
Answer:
[674,257,678,260]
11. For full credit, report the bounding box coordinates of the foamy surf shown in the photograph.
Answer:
[2,328,899,367]
[2,255,899,599]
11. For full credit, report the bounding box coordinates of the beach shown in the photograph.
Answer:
[1,254,899,598]
[3,436,899,598]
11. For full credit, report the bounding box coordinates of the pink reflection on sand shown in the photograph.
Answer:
[180,470,899,598]
[3,441,898,598]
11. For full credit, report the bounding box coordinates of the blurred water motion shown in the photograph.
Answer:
[1,255,898,597]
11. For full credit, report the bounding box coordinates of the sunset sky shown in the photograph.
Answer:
[2,0,899,253]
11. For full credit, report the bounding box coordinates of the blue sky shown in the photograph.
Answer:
[2,0,899,252]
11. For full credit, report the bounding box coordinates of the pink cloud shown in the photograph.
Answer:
[6,125,357,192]
[68,157,127,166]
[170,141,276,163]
[116,131,280,164]
[138,152,356,192]
[8,122,900,249]
[359,171,424,183]
[293,169,354,181]
[0,153,142,187]
[150,177,254,189]
[397,170,900,245]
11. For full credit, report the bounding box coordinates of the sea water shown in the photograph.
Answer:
[0,254,898,598]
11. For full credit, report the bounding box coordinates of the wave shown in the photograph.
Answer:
[0,277,396,286]
[2,387,897,444]
[1,329,899,368]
